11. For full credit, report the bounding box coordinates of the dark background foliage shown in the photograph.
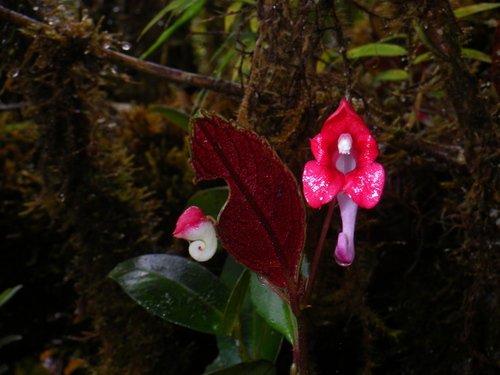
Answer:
[0,0,499,374]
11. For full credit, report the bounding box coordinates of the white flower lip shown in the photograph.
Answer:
[187,221,217,262]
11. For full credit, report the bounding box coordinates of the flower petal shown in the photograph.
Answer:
[173,206,218,262]
[310,133,335,166]
[320,100,379,166]
[173,206,208,240]
[355,133,379,168]
[334,193,358,266]
[302,160,344,208]
[322,99,371,141]
[343,162,385,209]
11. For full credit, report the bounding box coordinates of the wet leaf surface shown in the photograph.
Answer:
[109,254,230,335]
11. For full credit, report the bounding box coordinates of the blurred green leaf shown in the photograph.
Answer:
[379,33,408,43]
[0,285,22,308]
[140,0,205,60]
[139,0,203,40]
[186,187,229,219]
[138,4,174,40]
[224,2,244,32]
[0,334,22,349]
[413,49,491,65]
[109,254,230,335]
[453,3,500,18]
[462,48,492,63]
[374,69,409,81]
[204,360,276,375]
[151,105,190,132]
[249,272,296,345]
[413,51,433,64]
[347,43,407,59]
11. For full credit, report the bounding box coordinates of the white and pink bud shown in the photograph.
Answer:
[173,206,217,262]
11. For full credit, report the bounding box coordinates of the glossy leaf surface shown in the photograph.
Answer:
[109,254,230,335]
[189,111,305,289]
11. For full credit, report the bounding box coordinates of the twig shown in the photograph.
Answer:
[0,5,244,97]
[92,47,244,96]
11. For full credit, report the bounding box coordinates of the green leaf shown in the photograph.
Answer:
[249,272,296,345]
[140,0,205,59]
[454,3,500,18]
[462,48,492,64]
[374,69,409,81]
[138,5,173,40]
[413,49,492,65]
[222,269,251,336]
[220,254,245,289]
[151,105,190,132]
[379,33,408,43]
[109,254,230,335]
[0,334,22,349]
[413,51,433,64]
[219,260,283,365]
[347,43,407,59]
[0,285,22,308]
[211,335,243,369]
[204,360,276,375]
[139,0,202,40]
[224,2,244,32]
[186,187,230,219]
[240,302,283,363]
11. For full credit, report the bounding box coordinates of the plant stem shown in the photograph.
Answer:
[290,292,309,375]
[303,200,336,306]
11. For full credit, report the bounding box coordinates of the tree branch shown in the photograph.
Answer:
[0,5,244,97]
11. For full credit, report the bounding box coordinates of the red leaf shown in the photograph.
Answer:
[189,111,305,289]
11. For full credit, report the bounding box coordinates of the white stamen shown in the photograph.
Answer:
[338,133,353,155]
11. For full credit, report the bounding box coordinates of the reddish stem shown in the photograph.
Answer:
[303,200,336,306]
[289,289,309,375]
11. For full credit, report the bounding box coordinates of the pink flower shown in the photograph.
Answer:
[302,99,385,266]
[173,206,217,262]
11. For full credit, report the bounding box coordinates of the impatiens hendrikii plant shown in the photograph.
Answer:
[110,100,385,375]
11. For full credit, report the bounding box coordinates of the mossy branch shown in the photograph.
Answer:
[0,5,244,97]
